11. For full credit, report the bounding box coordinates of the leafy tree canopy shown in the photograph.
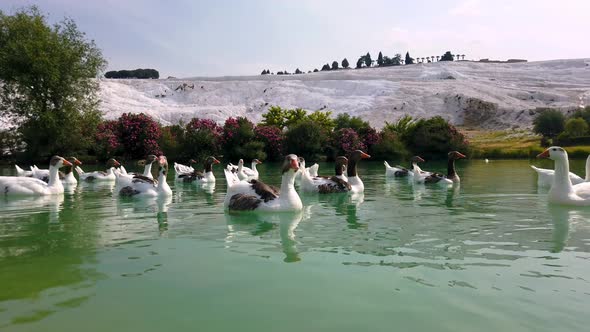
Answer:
[0,6,107,158]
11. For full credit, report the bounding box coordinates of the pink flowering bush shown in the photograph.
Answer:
[117,113,162,159]
[332,128,366,156]
[222,117,266,161]
[94,120,121,159]
[255,125,284,161]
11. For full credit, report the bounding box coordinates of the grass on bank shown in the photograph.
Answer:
[465,129,590,159]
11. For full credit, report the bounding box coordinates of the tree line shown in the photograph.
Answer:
[105,68,159,79]
[261,51,465,75]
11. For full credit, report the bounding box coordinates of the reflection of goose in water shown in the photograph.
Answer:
[301,191,365,228]
[77,180,116,194]
[0,194,65,222]
[224,211,304,262]
[445,184,461,208]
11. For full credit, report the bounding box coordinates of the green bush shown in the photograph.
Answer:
[563,117,589,137]
[284,120,328,160]
[405,116,468,159]
[533,109,565,138]
[159,124,185,161]
[370,130,409,160]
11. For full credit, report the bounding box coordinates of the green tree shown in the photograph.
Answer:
[0,6,106,159]
[571,106,590,125]
[563,118,588,137]
[440,51,454,61]
[284,120,328,160]
[356,57,364,68]
[308,110,335,132]
[321,63,331,71]
[405,116,468,159]
[342,58,349,69]
[384,115,416,140]
[364,52,372,67]
[533,109,566,138]
[405,52,414,65]
[377,51,384,66]
[334,113,370,132]
[331,61,339,70]
[261,106,287,129]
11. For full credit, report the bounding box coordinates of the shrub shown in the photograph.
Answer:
[222,117,265,161]
[94,120,122,160]
[370,129,409,160]
[331,128,366,158]
[0,128,24,157]
[533,109,565,138]
[334,113,370,132]
[159,124,185,161]
[117,113,162,159]
[183,118,222,162]
[255,125,284,161]
[563,118,588,138]
[570,106,590,125]
[383,115,416,140]
[405,116,468,159]
[284,120,328,160]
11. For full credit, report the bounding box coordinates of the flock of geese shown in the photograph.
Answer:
[1,146,590,209]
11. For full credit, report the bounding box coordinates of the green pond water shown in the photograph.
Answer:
[1,159,590,332]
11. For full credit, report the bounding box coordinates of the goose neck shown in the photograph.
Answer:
[280,170,297,195]
[553,157,574,193]
[447,158,456,178]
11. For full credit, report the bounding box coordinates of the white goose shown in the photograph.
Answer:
[531,154,589,187]
[16,157,82,185]
[118,156,172,197]
[116,155,158,187]
[76,158,120,182]
[384,156,424,178]
[176,156,220,183]
[344,150,371,193]
[174,159,198,180]
[301,156,352,193]
[0,156,72,196]
[227,159,262,180]
[537,147,590,206]
[15,165,34,177]
[223,154,302,212]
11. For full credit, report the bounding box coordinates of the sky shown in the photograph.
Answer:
[1,0,589,77]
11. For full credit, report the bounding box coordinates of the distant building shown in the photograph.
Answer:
[507,59,528,63]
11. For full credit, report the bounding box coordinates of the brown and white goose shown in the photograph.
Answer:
[414,151,466,185]
[301,156,352,193]
[76,158,120,182]
[176,156,220,183]
[223,154,302,212]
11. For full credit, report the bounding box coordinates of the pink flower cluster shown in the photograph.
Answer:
[187,118,223,139]
[334,128,366,155]
[255,125,284,160]
[95,120,120,154]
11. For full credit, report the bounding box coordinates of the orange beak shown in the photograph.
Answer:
[537,149,550,159]
[256,160,262,164]
[213,158,220,164]
[361,151,371,159]
[62,159,73,167]
[456,152,466,159]
[417,156,425,162]
[290,158,299,170]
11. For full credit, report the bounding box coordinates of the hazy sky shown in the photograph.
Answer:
[2,0,589,77]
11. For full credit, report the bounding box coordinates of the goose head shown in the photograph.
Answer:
[448,151,466,160]
[204,156,220,172]
[335,156,348,174]
[147,155,158,164]
[411,156,425,163]
[537,146,568,161]
[50,155,73,169]
[282,154,300,174]
[106,158,121,168]
[252,159,262,165]
[158,156,169,176]
[297,156,306,170]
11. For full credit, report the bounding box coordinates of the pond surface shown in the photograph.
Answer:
[1,159,590,332]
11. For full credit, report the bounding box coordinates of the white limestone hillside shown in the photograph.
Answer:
[98,59,590,129]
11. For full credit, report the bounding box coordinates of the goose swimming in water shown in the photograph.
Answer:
[1,156,72,196]
[223,154,302,212]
